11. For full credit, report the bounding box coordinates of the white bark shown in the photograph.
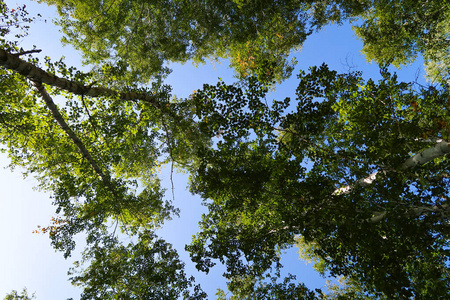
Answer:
[334,140,450,195]
[403,140,450,168]
[0,48,163,107]
[333,171,381,195]
[367,204,450,223]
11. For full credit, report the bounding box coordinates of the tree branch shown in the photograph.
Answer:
[403,140,450,168]
[12,49,42,56]
[0,48,163,108]
[366,204,450,223]
[32,80,110,183]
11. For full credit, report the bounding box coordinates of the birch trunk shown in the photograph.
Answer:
[334,140,450,195]
[0,48,162,107]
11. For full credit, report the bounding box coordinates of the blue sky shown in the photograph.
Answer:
[0,0,427,299]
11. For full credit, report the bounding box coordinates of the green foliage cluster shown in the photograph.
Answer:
[69,230,206,299]
[38,0,450,84]
[0,57,178,256]
[353,0,450,83]
[1,2,208,298]
[216,274,318,300]
[3,289,35,300]
[39,0,366,83]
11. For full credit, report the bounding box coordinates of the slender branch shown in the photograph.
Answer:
[403,140,450,168]
[333,171,383,195]
[367,204,450,223]
[367,211,387,223]
[112,217,119,237]
[80,95,99,139]
[32,80,110,183]
[12,49,42,56]
[160,115,175,202]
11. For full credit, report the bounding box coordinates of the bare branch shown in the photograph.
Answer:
[12,49,42,56]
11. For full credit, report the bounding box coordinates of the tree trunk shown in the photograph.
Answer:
[334,140,450,195]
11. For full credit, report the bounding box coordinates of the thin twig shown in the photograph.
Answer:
[160,115,175,202]
[80,94,99,139]
[112,217,119,237]
[13,49,42,56]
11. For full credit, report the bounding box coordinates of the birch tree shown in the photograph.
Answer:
[0,3,207,297]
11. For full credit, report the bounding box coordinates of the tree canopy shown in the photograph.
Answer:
[39,0,450,84]
[352,0,450,84]
[188,65,450,298]
[1,0,450,299]
[1,2,207,297]
[39,0,371,83]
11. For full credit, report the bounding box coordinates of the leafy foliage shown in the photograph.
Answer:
[3,289,35,300]
[353,0,450,83]
[0,59,180,256]
[216,274,318,300]
[0,2,207,297]
[39,0,450,84]
[0,2,38,52]
[39,0,366,83]
[188,64,450,298]
[2,0,450,299]
[69,230,206,300]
